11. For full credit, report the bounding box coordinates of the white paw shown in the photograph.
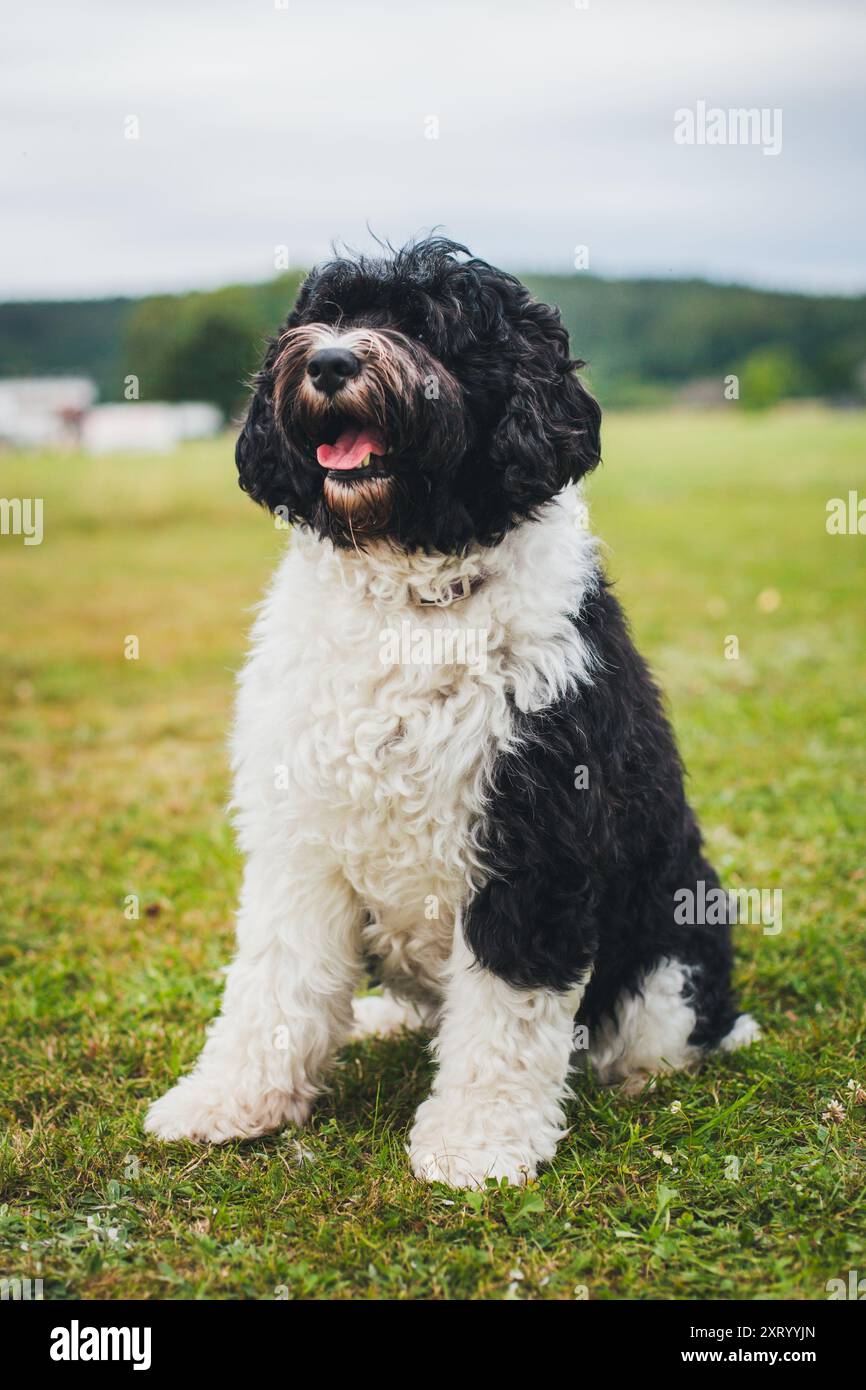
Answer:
[408,1103,540,1187]
[408,1088,561,1188]
[349,992,431,1041]
[144,1076,310,1144]
[409,1140,536,1189]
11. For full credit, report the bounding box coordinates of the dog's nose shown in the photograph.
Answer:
[307,347,360,394]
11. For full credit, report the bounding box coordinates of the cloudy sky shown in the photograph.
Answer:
[2,0,864,300]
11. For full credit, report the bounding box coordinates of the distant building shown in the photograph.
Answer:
[0,377,96,447]
[81,402,222,454]
[0,379,223,452]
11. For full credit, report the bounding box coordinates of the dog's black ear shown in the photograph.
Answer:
[489,294,601,511]
[235,338,288,513]
[236,272,324,515]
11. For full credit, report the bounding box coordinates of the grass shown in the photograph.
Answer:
[1,405,864,1300]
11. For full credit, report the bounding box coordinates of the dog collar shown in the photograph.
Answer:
[417,572,486,607]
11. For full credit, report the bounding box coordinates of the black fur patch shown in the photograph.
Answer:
[464,581,739,1051]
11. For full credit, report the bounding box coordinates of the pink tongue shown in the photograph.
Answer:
[317,425,386,470]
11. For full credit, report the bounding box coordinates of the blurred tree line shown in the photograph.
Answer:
[525,274,866,409]
[0,268,863,414]
[121,275,304,419]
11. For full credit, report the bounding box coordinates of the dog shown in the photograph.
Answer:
[145,238,759,1187]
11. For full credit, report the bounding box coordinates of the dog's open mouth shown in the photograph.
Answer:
[315,417,388,479]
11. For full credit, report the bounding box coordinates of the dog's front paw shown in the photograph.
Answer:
[409,1142,536,1189]
[408,1102,538,1188]
[144,1076,311,1144]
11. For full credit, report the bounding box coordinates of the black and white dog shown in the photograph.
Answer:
[146,238,759,1186]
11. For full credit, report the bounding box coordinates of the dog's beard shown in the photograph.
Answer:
[321,472,395,540]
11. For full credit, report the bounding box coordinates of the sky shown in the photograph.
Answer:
[1,0,865,301]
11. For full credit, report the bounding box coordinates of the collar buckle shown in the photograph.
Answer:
[418,572,484,607]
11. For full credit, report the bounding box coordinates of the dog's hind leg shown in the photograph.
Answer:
[586,957,760,1094]
[145,853,364,1143]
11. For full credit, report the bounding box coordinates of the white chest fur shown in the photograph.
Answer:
[230,492,597,998]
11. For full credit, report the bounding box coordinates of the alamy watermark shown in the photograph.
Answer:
[826,491,866,535]
[50,1321,152,1370]
[674,102,782,157]
[379,620,487,675]
[0,497,43,545]
[674,880,782,936]
[826,1269,866,1300]
[1,1276,44,1300]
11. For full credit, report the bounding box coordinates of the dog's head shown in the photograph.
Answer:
[236,238,601,551]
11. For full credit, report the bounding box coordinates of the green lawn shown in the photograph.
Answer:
[1,406,864,1300]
